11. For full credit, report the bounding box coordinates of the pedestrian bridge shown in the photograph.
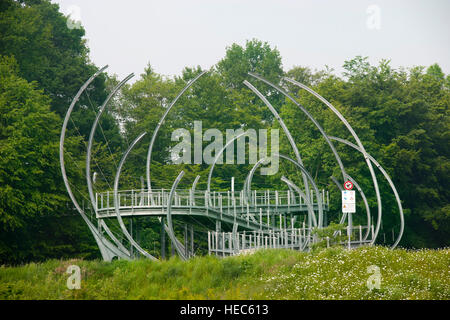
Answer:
[96,188,330,232]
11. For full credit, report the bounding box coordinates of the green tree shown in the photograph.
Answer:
[0,0,106,119]
[0,56,98,263]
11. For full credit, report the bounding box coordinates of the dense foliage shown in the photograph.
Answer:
[0,0,448,264]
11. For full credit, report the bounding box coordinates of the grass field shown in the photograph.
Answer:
[0,246,449,300]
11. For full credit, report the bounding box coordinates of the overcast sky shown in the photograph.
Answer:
[51,0,449,81]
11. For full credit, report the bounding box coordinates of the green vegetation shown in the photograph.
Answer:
[0,247,448,300]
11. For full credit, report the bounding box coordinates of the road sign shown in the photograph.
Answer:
[342,190,356,213]
[344,180,353,190]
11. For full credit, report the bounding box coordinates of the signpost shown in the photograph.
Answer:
[342,181,355,248]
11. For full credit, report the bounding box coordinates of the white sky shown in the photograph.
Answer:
[52,0,449,81]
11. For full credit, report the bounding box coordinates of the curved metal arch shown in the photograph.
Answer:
[191,175,201,192]
[146,70,208,203]
[206,131,247,197]
[246,153,323,227]
[283,78,382,245]
[86,73,134,256]
[280,176,314,251]
[243,158,298,206]
[189,175,201,206]
[113,132,158,260]
[166,171,188,260]
[231,222,239,254]
[280,176,316,228]
[98,220,130,255]
[60,65,130,261]
[244,153,322,227]
[276,153,323,228]
[243,157,266,203]
[243,80,311,204]
[330,176,371,241]
[329,136,404,249]
[248,73,349,185]
[286,184,297,205]
[157,217,186,256]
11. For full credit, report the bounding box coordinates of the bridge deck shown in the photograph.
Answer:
[96,189,329,232]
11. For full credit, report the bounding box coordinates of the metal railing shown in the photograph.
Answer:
[95,188,330,217]
[208,223,374,257]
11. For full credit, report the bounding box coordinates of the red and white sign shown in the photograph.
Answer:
[344,180,353,190]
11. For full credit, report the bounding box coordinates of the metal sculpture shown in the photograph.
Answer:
[60,66,405,262]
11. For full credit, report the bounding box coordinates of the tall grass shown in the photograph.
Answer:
[0,246,448,300]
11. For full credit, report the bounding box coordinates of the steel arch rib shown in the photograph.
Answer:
[113,132,158,260]
[158,217,186,255]
[166,171,188,260]
[329,136,404,248]
[146,70,208,203]
[244,153,322,227]
[280,176,316,228]
[86,73,134,256]
[243,80,311,204]
[248,73,349,185]
[275,153,323,228]
[191,175,201,192]
[283,78,382,245]
[281,176,314,251]
[190,175,201,206]
[98,220,130,255]
[206,131,247,197]
[244,158,297,206]
[60,65,130,261]
[243,158,266,203]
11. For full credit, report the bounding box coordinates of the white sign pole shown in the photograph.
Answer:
[342,189,356,249]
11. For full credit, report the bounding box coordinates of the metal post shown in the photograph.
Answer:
[216,210,222,230]
[231,177,234,193]
[327,190,329,207]
[275,190,279,207]
[161,217,166,259]
[359,225,363,244]
[130,217,133,258]
[259,208,262,230]
[208,231,211,256]
[348,212,352,249]
[222,232,225,257]
[227,191,230,215]
[184,224,188,258]
[215,232,219,257]
[190,225,194,257]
